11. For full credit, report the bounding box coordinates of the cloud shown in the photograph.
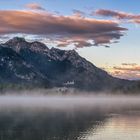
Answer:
[121,63,137,66]
[75,40,93,48]
[113,66,140,72]
[25,3,46,11]
[95,9,140,20]
[94,9,140,25]
[72,9,85,18]
[133,19,140,24]
[104,63,140,80]
[0,10,127,48]
[112,70,140,80]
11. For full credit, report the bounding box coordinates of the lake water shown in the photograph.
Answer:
[0,95,140,140]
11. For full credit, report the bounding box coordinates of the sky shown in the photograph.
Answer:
[0,0,140,80]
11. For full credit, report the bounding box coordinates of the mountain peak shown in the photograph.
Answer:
[4,37,49,53]
[6,37,26,44]
[30,41,49,51]
[48,47,79,61]
[4,37,29,52]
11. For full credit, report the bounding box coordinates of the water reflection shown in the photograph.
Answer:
[82,112,140,140]
[0,109,107,140]
[0,95,139,140]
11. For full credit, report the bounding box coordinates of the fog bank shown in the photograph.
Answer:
[0,93,140,112]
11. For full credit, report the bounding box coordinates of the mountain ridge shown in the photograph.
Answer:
[0,37,139,93]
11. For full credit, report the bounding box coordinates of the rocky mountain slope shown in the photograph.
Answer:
[0,37,139,92]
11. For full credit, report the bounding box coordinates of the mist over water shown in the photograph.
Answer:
[0,91,140,140]
[0,91,140,111]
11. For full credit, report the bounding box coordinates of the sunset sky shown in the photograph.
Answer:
[0,0,140,80]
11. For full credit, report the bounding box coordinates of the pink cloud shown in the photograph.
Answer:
[104,63,140,80]
[95,9,140,20]
[0,10,127,48]
[25,3,45,11]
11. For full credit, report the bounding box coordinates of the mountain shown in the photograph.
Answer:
[0,37,139,92]
[0,46,50,89]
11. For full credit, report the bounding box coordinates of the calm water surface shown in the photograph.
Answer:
[0,95,139,140]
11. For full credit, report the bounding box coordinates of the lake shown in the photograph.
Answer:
[0,95,140,140]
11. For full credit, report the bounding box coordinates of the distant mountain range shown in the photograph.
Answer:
[0,37,139,93]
